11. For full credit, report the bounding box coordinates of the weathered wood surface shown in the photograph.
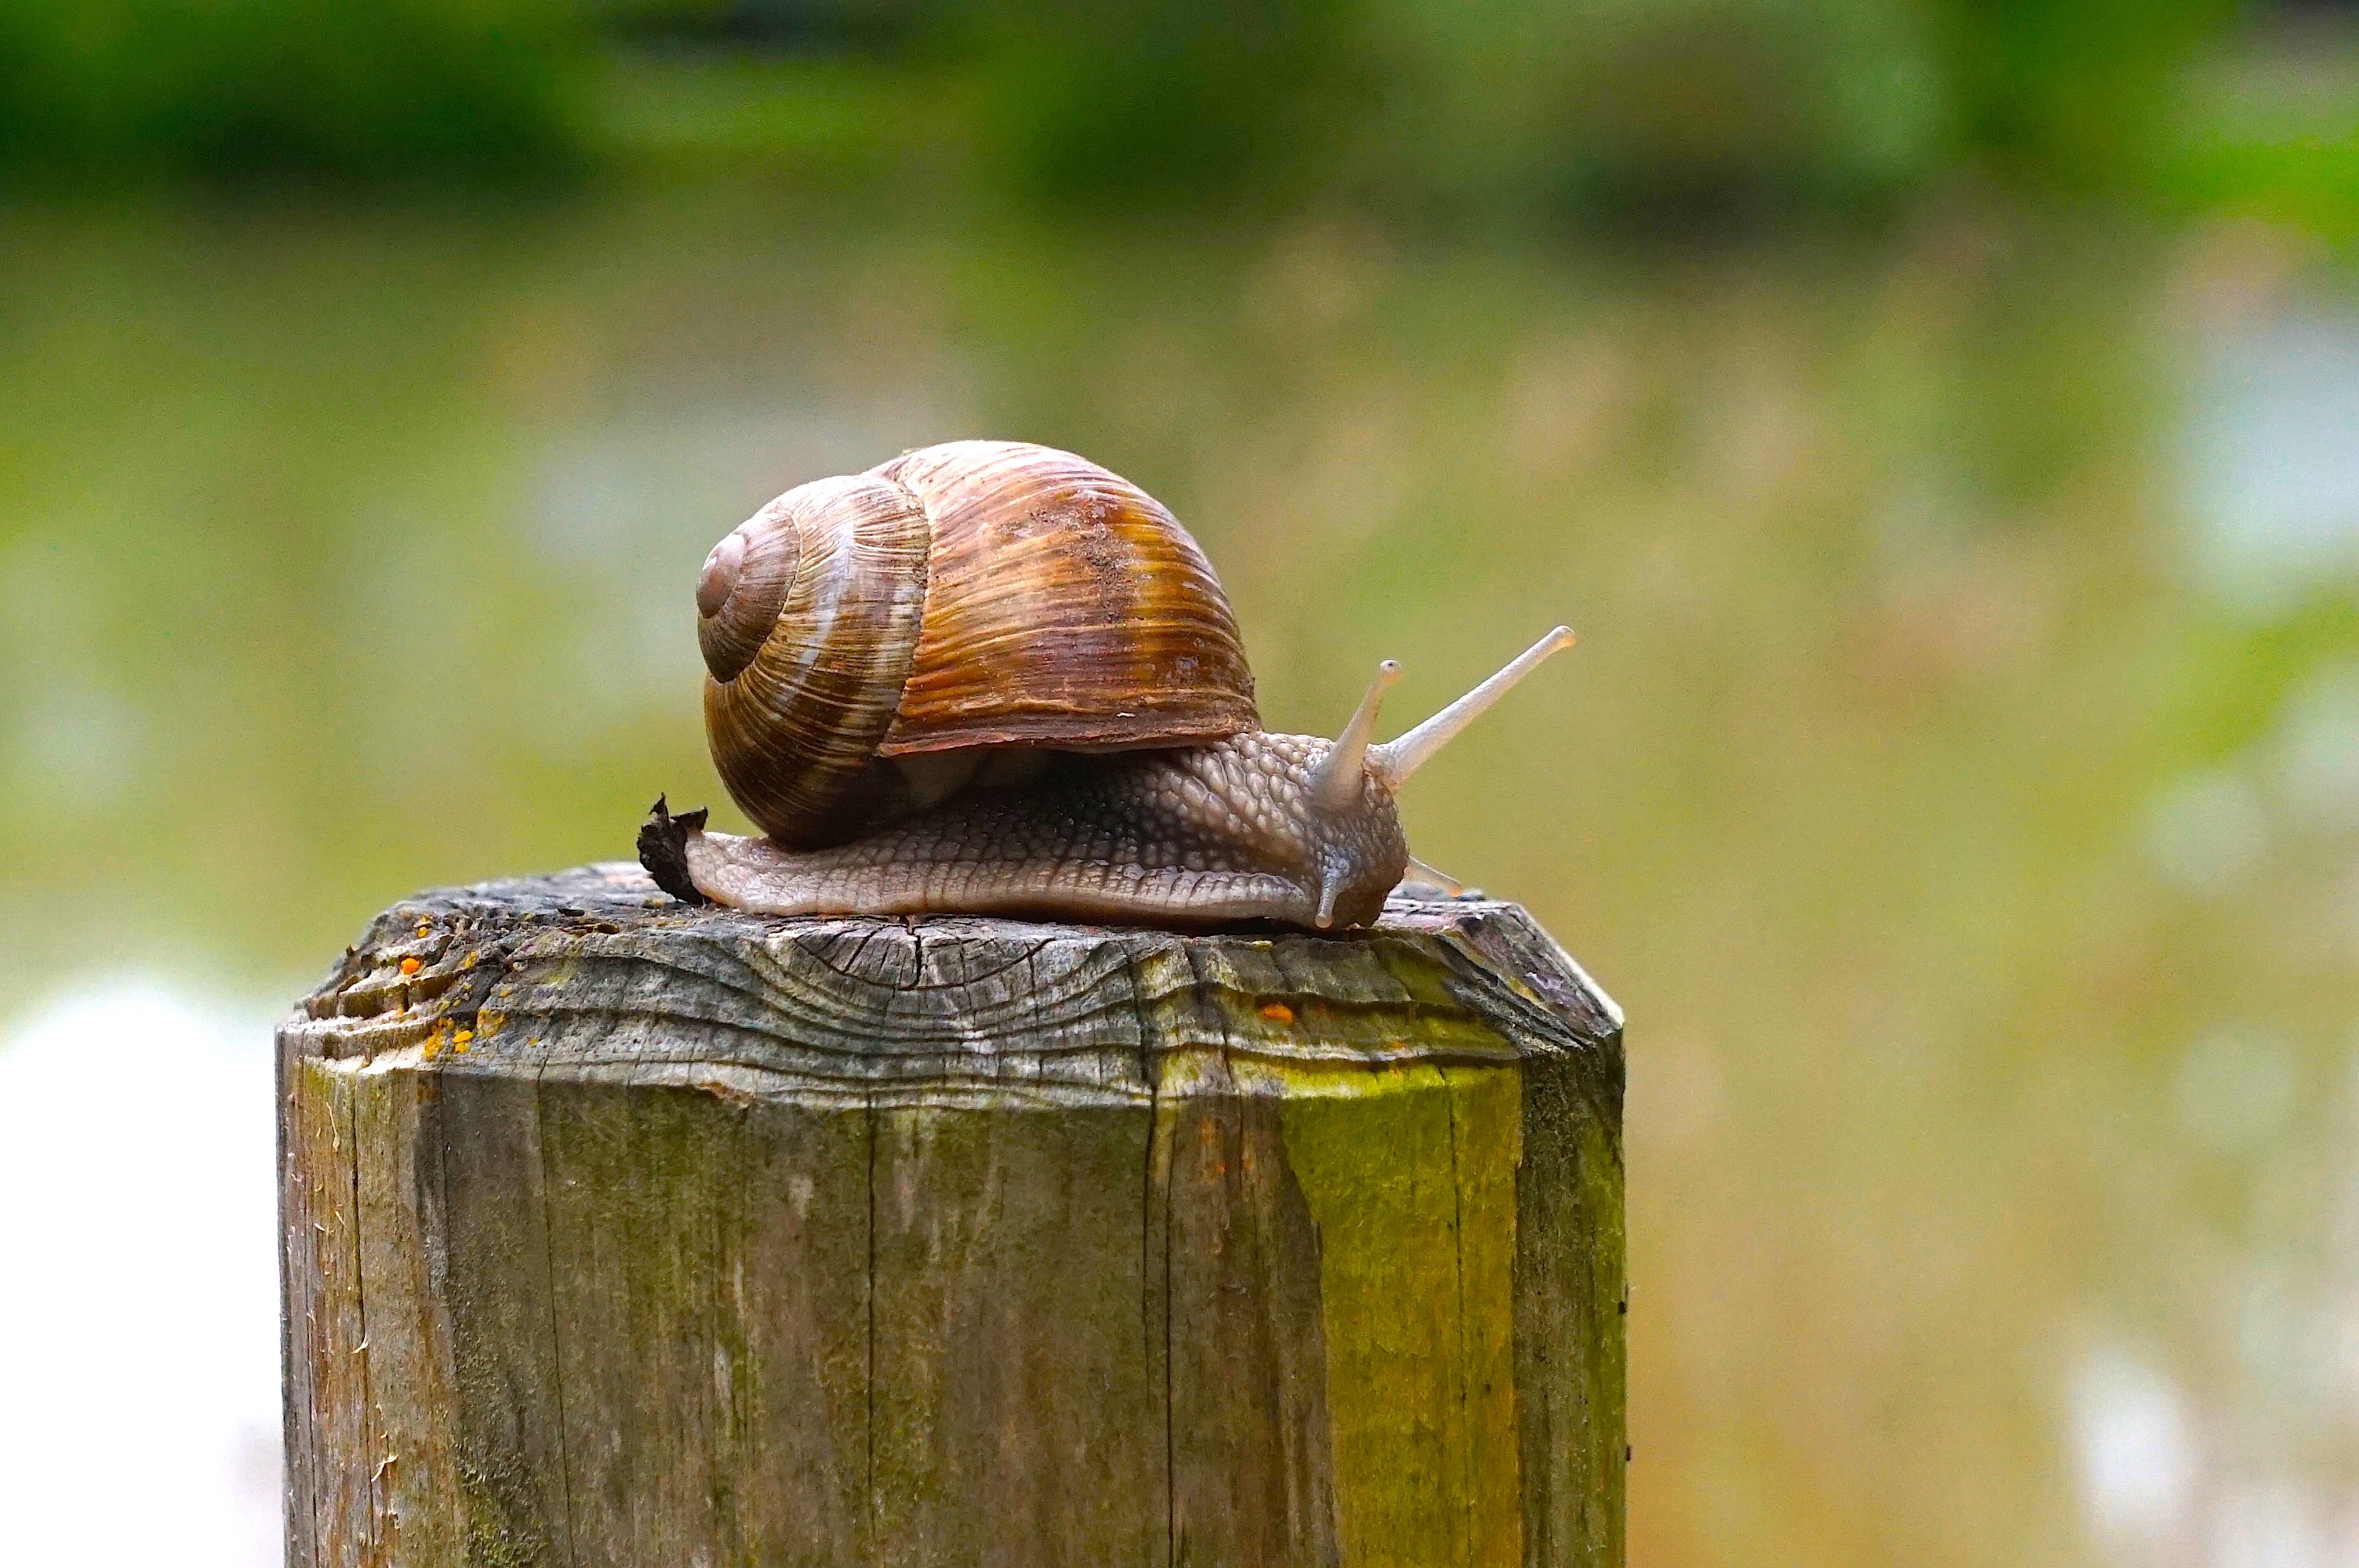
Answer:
[281,862,1624,1568]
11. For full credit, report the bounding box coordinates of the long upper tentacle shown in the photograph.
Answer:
[1369,626,1575,788]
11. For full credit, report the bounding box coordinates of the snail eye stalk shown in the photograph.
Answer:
[1369,627,1576,789]
[1311,660,1400,811]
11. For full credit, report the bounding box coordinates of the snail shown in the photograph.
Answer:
[638,439,1573,931]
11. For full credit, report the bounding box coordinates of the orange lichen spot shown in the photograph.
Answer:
[1259,1002,1295,1025]
[422,1034,442,1060]
[453,1029,473,1046]
[398,956,421,976]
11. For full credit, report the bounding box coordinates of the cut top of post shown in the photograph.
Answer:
[284,864,1623,1113]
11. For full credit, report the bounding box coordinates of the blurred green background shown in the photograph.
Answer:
[9,1,2359,1563]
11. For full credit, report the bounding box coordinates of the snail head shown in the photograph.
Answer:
[1301,626,1578,927]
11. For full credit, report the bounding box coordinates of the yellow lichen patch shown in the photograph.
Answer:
[1259,1001,1295,1025]
[1278,1059,1525,1568]
[452,1029,473,1054]
[398,956,421,977]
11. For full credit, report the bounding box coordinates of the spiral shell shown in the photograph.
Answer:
[696,440,1258,848]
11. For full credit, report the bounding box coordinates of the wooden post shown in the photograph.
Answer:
[280,862,1624,1567]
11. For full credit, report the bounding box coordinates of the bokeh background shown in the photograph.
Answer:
[6,2,2359,1563]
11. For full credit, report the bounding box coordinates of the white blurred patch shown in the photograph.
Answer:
[0,978,281,1567]
[2146,769,2269,895]
[2071,1342,2199,1552]
[2210,1478,2324,1568]
[2184,310,2359,615]
[2178,1028,2299,1156]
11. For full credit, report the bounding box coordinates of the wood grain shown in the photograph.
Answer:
[281,863,1623,1567]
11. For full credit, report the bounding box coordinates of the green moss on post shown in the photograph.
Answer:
[281,864,1623,1566]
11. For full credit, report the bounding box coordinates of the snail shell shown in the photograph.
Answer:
[695,440,1257,848]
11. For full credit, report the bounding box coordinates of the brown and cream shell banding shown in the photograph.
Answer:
[693,440,1258,850]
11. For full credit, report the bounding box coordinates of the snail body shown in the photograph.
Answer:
[647,441,1573,931]
[650,731,1406,930]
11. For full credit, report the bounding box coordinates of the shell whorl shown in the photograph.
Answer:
[700,474,931,848]
[697,440,1257,850]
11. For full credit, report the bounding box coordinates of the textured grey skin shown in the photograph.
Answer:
[683,731,1410,930]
